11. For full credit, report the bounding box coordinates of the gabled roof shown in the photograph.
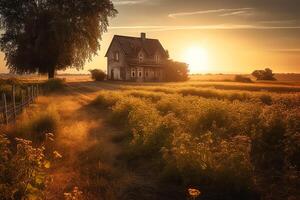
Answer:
[105,35,168,58]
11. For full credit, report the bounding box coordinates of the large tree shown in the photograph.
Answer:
[163,60,189,82]
[0,0,117,78]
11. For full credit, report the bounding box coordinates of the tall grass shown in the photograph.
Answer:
[9,106,59,145]
[91,89,300,200]
[42,78,66,93]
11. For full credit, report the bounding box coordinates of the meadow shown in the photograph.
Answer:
[1,76,299,200]
[90,79,300,200]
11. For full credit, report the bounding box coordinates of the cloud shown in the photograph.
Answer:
[269,49,300,53]
[112,0,147,5]
[168,8,253,18]
[109,24,300,31]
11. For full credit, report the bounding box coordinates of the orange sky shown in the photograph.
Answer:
[1,0,300,74]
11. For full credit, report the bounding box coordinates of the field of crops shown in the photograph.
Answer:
[91,82,300,200]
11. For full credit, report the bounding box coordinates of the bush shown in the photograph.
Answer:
[89,69,106,81]
[234,75,253,83]
[252,68,276,81]
[42,78,65,92]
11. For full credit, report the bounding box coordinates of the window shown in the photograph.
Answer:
[155,54,160,64]
[138,68,143,77]
[145,69,149,77]
[139,52,144,63]
[114,51,119,61]
[131,68,136,77]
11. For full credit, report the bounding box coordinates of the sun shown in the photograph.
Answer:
[184,46,209,74]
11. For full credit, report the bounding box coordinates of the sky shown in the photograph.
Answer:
[1,0,300,74]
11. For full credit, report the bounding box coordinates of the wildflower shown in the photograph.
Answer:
[188,188,201,199]
[53,151,63,159]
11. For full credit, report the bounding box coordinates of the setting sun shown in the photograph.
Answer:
[184,46,209,74]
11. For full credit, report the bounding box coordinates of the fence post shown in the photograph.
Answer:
[12,85,16,123]
[27,87,31,105]
[31,85,34,103]
[21,89,25,109]
[2,93,8,125]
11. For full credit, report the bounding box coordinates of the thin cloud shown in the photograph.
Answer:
[168,8,253,18]
[112,0,147,5]
[269,49,300,53]
[109,24,300,31]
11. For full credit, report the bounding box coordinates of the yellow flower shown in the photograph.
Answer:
[53,151,63,159]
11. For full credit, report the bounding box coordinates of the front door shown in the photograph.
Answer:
[137,67,143,82]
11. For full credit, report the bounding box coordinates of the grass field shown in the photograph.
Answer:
[1,76,299,200]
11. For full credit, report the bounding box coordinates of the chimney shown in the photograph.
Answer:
[141,32,146,40]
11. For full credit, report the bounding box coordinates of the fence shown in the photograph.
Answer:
[0,85,40,125]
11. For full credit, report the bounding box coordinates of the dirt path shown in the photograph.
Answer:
[40,85,126,199]
[37,83,163,200]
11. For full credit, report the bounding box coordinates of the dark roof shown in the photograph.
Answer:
[105,35,168,58]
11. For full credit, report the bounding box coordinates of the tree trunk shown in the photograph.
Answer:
[48,68,55,79]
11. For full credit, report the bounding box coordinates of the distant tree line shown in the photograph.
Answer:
[252,68,276,81]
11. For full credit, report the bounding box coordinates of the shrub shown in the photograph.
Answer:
[42,78,65,92]
[234,75,253,83]
[252,68,276,81]
[89,69,106,81]
[260,94,272,105]
[91,91,126,108]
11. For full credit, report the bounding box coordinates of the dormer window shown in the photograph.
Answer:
[138,52,144,63]
[114,51,119,61]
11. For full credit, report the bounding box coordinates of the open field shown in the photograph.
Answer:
[1,77,300,200]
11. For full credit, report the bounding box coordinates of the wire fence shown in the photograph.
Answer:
[0,84,40,125]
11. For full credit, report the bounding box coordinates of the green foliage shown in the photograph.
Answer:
[42,78,65,93]
[0,0,117,78]
[89,69,106,81]
[0,133,47,199]
[252,68,276,81]
[163,60,189,82]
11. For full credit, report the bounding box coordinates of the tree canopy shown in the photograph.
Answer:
[252,68,276,81]
[164,60,189,82]
[0,0,117,78]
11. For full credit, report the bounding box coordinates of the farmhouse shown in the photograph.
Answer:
[105,33,168,82]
